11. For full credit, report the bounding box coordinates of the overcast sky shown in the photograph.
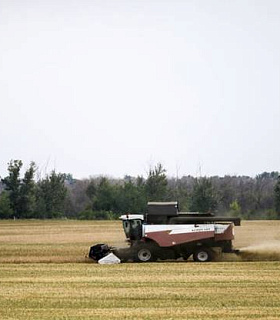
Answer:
[0,0,279,179]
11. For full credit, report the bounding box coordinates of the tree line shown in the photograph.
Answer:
[0,160,280,219]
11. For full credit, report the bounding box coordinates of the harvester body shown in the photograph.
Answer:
[89,202,240,263]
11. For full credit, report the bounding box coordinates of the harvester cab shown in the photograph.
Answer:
[120,214,144,241]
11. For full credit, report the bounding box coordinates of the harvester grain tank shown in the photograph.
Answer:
[89,202,241,263]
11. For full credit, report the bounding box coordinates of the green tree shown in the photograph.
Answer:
[189,177,218,213]
[0,191,13,219]
[91,177,117,213]
[19,162,37,218]
[36,171,67,218]
[274,175,280,218]
[229,200,241,217]
[1,160,23,216]
[145,163,168,201]
[167,178,189,211]
[116,178,146,214]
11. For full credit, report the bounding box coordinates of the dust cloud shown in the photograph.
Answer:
[239,241,280,261]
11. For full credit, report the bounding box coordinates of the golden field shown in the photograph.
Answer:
[0,220,280,319]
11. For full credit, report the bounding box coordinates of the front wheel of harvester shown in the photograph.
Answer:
[134,245,157,262]
[193,247,213,262]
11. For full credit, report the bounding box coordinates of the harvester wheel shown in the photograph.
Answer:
[193,247,212,262]
[134,245,157,262]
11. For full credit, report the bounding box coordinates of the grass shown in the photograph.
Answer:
[0,220,280,319]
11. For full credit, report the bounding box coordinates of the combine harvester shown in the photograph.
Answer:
[89,202,241,263]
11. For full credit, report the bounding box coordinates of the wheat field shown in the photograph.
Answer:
[1,220,280,319]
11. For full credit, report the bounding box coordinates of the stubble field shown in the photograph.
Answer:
[0,220,280,319]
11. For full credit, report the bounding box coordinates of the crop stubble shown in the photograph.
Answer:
[0,220,280,319]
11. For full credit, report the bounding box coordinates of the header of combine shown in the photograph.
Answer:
[89,201,241,263]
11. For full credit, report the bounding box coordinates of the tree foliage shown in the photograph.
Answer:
[19,162,37,218]
[0,192,13,219]
[0,162,67,219]
[229,200,241,217]
[1,160,23,216]
[0,160,279,220]
[189,177,218,213]
[145,163,168,201]
[115,179,146,214]
[36,171,67,218]
[274,175,280,217]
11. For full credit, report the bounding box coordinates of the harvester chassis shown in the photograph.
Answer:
[89,202,240,263]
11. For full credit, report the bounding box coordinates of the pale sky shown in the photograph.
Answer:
[0,0,279,179]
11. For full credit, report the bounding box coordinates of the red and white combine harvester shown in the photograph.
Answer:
[89,202,241,263]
